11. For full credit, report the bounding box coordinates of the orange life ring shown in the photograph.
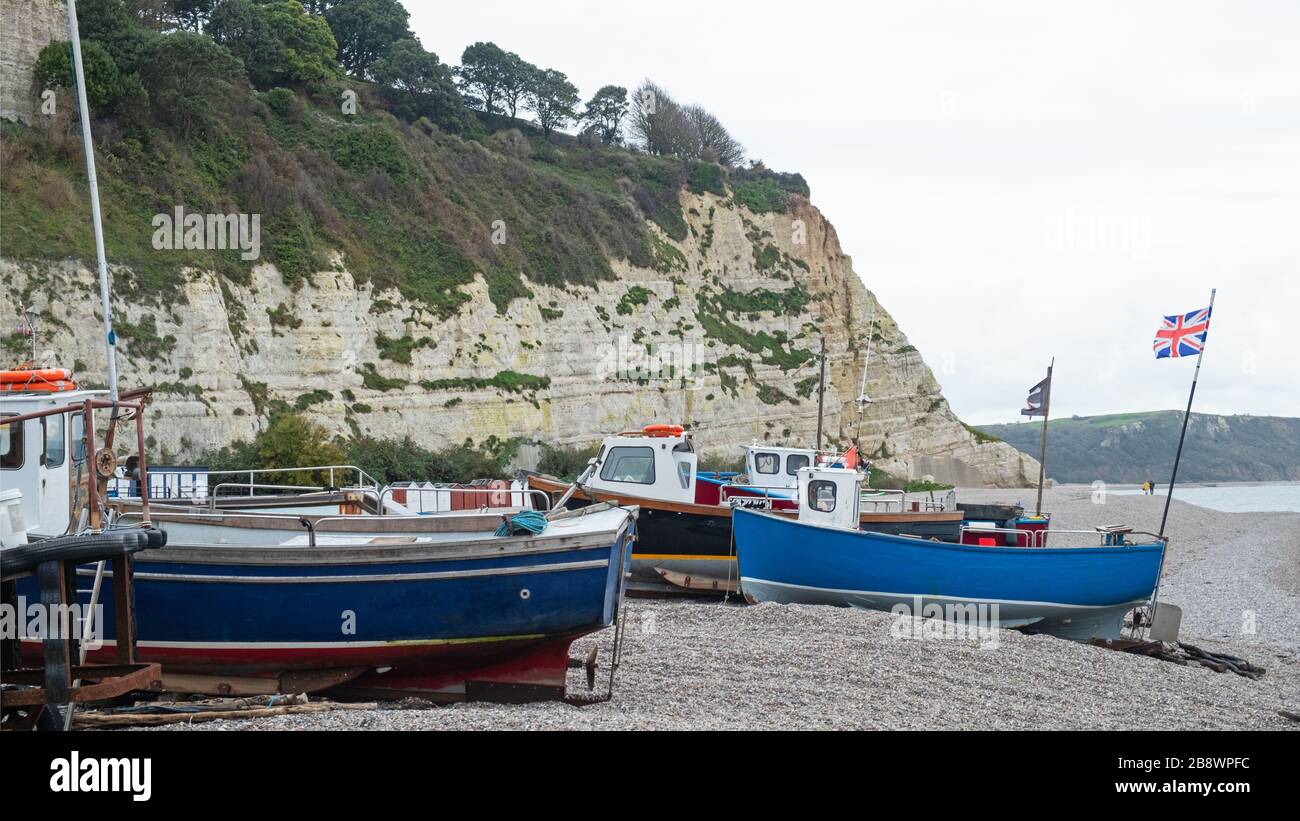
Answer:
[642,424,685,437]
[0,369,77,392]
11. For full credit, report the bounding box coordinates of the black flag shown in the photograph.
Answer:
[1021,377,1050,417]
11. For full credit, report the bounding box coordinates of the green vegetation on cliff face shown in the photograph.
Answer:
[977,411,1300,483]
[1,0,809,320]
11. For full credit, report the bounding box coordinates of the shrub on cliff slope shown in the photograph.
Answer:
[201,411,514,484]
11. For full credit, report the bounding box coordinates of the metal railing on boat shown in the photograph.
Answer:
[208,482,336,506]
[957,524,1168,548]
[109,464,383,502]
[205,465,379,496]
[376,485,551,515]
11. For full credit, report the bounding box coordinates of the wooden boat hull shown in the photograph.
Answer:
[18,506,636,701]
[733,507,1165,641]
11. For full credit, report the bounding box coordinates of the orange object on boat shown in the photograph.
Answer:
[0,369,78,392]
[642,424,685,437]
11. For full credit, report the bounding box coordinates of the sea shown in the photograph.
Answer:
[1110,482,1300,513]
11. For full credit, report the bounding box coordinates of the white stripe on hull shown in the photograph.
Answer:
[740,577,1136,611]
[740,578,1142,640]
[77,558,609,584]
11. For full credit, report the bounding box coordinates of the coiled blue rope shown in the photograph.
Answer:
[495,510,549,537]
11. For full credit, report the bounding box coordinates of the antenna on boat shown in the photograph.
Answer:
[21,305,39,363]
[814,336,827,450]
[67,0,119,401]
[855,304,877,444]
[856,304,877,411]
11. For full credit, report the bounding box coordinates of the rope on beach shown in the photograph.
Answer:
[1090,638,1267,679]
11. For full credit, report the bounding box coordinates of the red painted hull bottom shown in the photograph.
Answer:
[23,633,590,702]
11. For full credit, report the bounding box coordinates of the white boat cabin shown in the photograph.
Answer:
[0,387,99,539]
[740,443,818,492]
[796,465,864,530]
[585,425,699,504]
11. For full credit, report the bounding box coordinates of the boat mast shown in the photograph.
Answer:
[814,336,827,449]
[1034,358,1053,516]
[855,305,877,445]
[67,0,119,402]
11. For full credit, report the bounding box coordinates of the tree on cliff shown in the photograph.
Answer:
[498,53,539,119]
[527,68,579,137]
[209,0,338,89]
[325,0,414,78]
[171,0,217,32]
[683,104,745,166]
[628,80,689,157]
[73,0,160,75]
[457,42,512,113]
[582,85,629,145]
[138,32,245,137]
[35,40,128,114]
[370,38,467,132]
[628,80,745,166]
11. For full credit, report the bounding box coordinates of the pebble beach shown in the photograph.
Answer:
[160,486,1300,731]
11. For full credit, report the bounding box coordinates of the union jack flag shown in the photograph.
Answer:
[1154,306,1211,359]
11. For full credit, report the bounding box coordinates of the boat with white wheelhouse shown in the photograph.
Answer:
[1,373,636,702]
[526,424,966,595]
[734,464,1167,641]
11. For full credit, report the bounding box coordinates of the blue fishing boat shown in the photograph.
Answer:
[3,383,636,702]
[733,466,1167,641]
[81,503,634,700]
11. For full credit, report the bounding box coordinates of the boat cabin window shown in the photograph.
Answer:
[808,480,837,513]
[44,413,66,468]
[676,460,691,489]
[786,454,809,475]
[0,417,22,470]
[70,412,86,464]
[755,452,780,474]
[599,446,655,484]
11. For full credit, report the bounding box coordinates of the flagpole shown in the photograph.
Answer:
[1142,288,1217,639]
[1158,288,1216,539]
[1034,358,1053,516]
[67,0,119,401]
[815,335,827,450]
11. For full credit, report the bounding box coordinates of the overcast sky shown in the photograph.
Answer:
[410,0,1299,425]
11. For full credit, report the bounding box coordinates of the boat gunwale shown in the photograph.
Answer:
[732,505,1166,555]
[137,530,627,566]
[114,503,637,566]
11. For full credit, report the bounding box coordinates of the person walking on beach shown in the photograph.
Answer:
[1142,480,1150,495]
[1149,480,1157,495]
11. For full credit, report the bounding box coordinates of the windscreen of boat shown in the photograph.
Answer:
[599,446,655,484]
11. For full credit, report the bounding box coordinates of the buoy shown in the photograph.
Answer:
[0,369,77,392]
[642,424,685,437]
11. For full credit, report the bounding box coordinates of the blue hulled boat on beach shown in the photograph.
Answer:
[734,465,1167,641]
[3,382,636,702]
